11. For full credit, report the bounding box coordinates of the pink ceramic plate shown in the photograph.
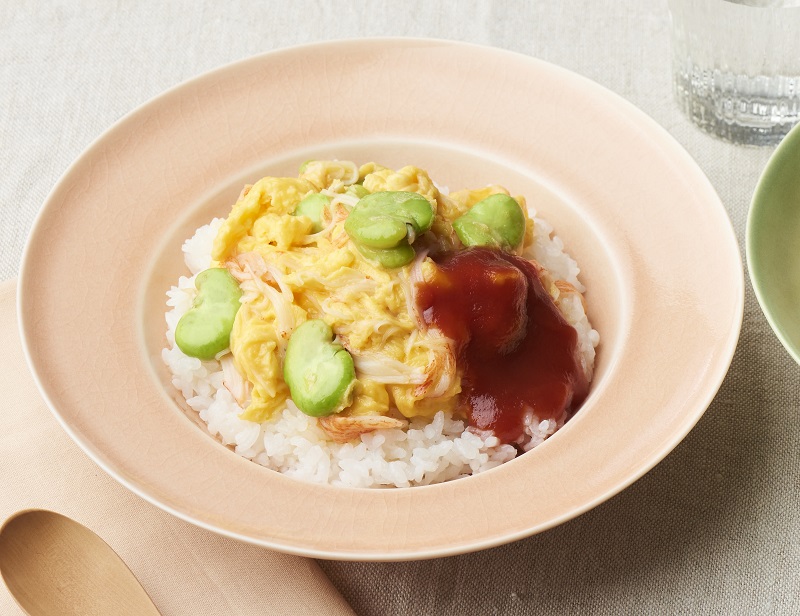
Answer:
[19,39,743,560]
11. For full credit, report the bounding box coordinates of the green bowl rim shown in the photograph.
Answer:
[745,121,800,365]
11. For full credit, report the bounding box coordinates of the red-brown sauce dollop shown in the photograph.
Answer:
[415,247,589,444]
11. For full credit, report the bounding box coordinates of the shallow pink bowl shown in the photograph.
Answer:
[19,39,743,560]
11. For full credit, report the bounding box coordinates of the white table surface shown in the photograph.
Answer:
[2,1,797,614]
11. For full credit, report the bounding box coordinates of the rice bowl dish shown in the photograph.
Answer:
[17,39,744,559]
[162,160,599,488]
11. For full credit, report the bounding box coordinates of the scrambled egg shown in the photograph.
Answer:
[210,160,533,425]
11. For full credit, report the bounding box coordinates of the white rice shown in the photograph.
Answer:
[162,213,599,488]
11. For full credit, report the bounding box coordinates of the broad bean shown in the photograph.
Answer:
[283,320,356,417]
[452,194,525,251]
[175,268,242,360]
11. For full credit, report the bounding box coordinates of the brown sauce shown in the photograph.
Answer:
[415,247,589,444]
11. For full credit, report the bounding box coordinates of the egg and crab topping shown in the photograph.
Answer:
[191,160,538,442]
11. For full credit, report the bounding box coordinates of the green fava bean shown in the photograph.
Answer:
[284,320,356,417]
[452,193,526,251]
[346,184,370,199]
[345,191,434,250]
[175,268,242,360]
[293,193,330,232]
[356,242,416,269]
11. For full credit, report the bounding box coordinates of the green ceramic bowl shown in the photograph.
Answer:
[747,122,800,364]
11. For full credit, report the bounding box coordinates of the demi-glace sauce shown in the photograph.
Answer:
[415,247,589,444]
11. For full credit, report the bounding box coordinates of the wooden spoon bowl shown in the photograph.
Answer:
[0,510,161,616]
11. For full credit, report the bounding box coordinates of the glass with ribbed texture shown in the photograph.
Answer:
[669,0,800,145]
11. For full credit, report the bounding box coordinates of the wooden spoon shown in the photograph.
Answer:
[0,509,161,616]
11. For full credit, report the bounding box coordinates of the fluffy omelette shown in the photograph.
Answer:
[207,159,568,444]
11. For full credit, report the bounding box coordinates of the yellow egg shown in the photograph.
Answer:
[219,162,465,423]
[212,177,316,263]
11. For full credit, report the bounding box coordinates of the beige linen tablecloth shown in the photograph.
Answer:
[3,1,800,614]
[0,279,355,616]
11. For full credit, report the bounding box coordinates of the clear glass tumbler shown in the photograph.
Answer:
[669,0,800,145]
